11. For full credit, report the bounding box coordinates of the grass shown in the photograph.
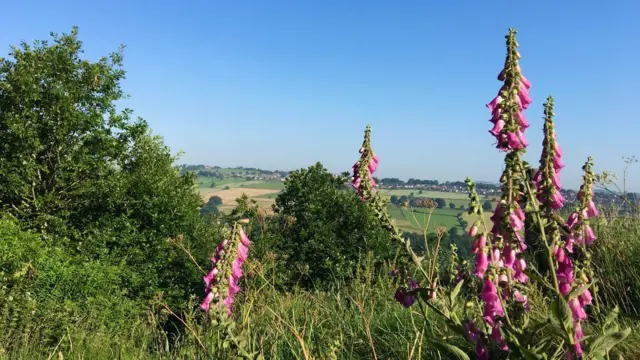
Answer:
[461,211,494,231]
[387,205,463,233]
[242,181,285,190]
[255,193,279,199]
[5,248,639,360]
[381,189,471,200]
[197,177,248,188]
[379,190,496,209]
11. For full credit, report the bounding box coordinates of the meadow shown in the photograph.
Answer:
[198,174,484,233]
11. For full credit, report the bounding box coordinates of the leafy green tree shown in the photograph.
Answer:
[209,196,223,206]
[270,162,394,288]
[0,28,214,311]
[482,200,494,211]
[0,27,146,231]
[210,181,216,188]
[390,195,399,204]
[449,202,456,209]
[434,198,446,208]
[201,196,221,215]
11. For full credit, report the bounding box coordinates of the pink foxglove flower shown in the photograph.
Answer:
[535,97,566,211]
[201,224,252,315]
[353,126,378,201]
[481,279,504,326]
[394,279,418,308]
[486,29,531,152]
[474,250,489,278]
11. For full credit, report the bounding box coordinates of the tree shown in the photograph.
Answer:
[209,181,216,188]
[201,196,222,215]
[449,202,456,209]
[459,205,465,210]
[435,198,447,208]
[0,28,213,313]
[482,200,494,211]
[270,162,394,288]
[390,195,399,204]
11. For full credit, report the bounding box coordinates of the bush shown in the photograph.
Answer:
[267,162,395,288]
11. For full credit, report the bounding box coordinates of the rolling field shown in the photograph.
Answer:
[241,180,285,190]
[388,205,462,233]
[196,178,492,234]
[198,178,282,212]
[462,211,495,232]
[381,189,471,200]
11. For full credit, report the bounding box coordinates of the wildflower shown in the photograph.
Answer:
[474,250,489,278]
[469,224,479,237]
[476,340,488,360]
[201,224,252,315]
[486,29,531,152]
[394,279,418,308]
[568,298,588,320]
[556,256,575,296]
[472,234,487,254]
[481,279,504,326]
[490,325,509,351]
[535,97,565,211]
[463,321,479,343]
[353,126,378,201]
[513,257,529,283]
[565,158,598,246]
[513,289,530,310]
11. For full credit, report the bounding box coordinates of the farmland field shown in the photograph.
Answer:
[241,180,285,190]
[381,189,471,200]
[388,204,463,233]
[198,179,284,213]
[462,211,495,232]
[198,179,495,231]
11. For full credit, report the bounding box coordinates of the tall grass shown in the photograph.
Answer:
[3,214,640,360]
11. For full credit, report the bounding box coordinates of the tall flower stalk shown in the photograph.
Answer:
[470,28,535,356]
[534,97,565,211]
[201,221,252,316]
[487,29,532,152]
[353,125,379,201]
[557,158,598,357]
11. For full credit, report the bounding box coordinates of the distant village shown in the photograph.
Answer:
[180,165,638,210]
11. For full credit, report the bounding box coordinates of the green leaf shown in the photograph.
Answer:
[431,341,470,360]
[586,328,631,358]
[549,295,573,334]
[449,279,464,304]
[603,306,620,329]
[526,269,555,291]
[518,345,544,360]
[567,283,591,300]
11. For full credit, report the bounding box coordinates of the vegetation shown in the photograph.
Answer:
[1,27,639,360]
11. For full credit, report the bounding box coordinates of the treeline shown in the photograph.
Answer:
[380,177,500,190]
[178,164,290,177]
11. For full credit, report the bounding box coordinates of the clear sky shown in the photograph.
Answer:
[1,1,639,191]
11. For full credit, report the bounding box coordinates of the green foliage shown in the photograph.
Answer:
[482,200,493,211]
[269,162,394,288]
[201,196,222,215]
[0,28,217,349]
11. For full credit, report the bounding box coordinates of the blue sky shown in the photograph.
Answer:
[1,1,639,191]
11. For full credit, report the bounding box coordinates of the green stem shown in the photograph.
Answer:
[519,160,561,294]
